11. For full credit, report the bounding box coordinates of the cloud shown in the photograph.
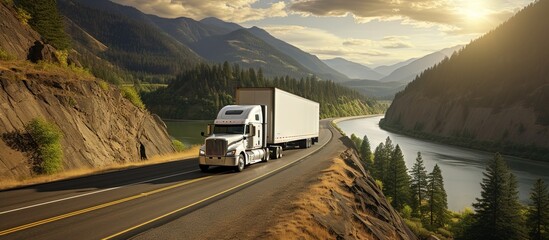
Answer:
[380,36,414,49]
[289,0,523,34]
[111,0,288,22]
[262,25,397,64]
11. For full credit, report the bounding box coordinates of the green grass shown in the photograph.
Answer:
[120,86,145,109]
[26,118,64,175]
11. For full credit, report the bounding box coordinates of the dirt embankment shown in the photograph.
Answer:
[0,62,175,181]
[264,147,417,240]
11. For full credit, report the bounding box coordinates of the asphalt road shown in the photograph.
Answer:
[0,119,347,240]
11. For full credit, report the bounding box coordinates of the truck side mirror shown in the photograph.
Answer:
[202,124,213,137]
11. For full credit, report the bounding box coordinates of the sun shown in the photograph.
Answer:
[459,1,489,21]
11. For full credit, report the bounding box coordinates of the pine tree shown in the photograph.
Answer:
[350,134,362,149]
[385,145,411,210]
[360,135,373,168]
[426,164,449,229]
[410,152,428,218]
[527,179,549,240]
[374,137,395,183]
[469,153,526,240]
[372,143,384,180]
[17,0,71,50]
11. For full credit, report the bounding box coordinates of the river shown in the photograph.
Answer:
[165,120,210,147]
[337,116,549,211]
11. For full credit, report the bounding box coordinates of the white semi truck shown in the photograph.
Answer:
[199,87,319,172]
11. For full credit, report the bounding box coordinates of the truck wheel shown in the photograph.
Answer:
[199,164,209,172]
[262,149,270,162]
[235,154,245,172]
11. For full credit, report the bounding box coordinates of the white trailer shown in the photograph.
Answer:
[198,87,319,172]
[236,87,319,147]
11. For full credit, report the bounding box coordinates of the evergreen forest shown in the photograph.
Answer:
[352,134,549,240]
[142,62,386,119]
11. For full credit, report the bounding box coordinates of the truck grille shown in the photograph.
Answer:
[206,139,227,156]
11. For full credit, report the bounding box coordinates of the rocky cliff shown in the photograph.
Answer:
[266,147,417,240]
[0,62,175,180]
[0,2,40,60]
[0,2,174,180]
[382,1,549,160]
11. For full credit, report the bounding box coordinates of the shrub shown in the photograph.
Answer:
[172,140,186,152]
[0,48,15,61]
[98,80,109,91]
[15,6,31,26]
[54,50,68,67]
[404,219,432,239]
[26,118,63,174]
[120,86,145,109]
[401,205,413,219]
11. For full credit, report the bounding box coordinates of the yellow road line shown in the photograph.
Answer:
[0,176,212,236]
[103,127,334,240]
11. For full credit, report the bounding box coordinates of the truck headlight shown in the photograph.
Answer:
[226,150,236,157]
[199,149,205,156]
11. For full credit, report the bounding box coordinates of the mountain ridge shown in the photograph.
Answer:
[382,1,549,160]
[323,57,385,80]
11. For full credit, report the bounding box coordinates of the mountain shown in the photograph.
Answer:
[200,17,243,33]
[323,57,385,80]
[58,0,203,81]
[379,45,462,83]
[59,0,350,82]
[191,29,314,79]
[247,27,349,82]
[382,1,549,161]
[374,58,416,76]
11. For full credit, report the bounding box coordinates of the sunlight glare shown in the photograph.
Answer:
[460,1,489,21]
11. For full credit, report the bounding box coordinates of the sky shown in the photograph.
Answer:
[111,0,534,67]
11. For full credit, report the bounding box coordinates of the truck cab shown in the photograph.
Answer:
[198,105,271,172]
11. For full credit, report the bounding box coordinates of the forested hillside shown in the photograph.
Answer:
[383,0,549,160]
[143,63,385,119]
[58,0,202,82]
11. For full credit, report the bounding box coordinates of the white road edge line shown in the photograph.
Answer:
[0,169,200,215]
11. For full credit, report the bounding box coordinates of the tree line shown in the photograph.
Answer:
[142,62,386,119]
[351,134,549,239]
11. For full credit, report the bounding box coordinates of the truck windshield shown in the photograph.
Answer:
[213,125,245,134]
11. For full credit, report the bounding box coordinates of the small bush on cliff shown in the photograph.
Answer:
[0,48,15,61]
[121,86,145,109]
[15,6,31,26]
[98,80,109,91]
[26,118,63,174]
[172,140,186,152]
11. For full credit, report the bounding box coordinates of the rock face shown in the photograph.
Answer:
[0,64,174,180]
[0,2,41,60]
[266,146,417,240]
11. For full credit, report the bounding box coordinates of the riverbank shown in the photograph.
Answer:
[336,116,549,211]
[379,118,549,163]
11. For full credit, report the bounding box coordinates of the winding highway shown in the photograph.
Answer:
[0,119,346,239]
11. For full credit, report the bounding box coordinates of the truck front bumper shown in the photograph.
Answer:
[199,156,238,166]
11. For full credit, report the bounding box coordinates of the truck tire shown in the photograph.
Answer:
[235,154,245,172]
[199,164,209,172]
[262,148,270,162]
